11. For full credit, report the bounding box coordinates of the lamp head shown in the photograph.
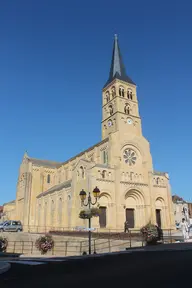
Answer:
[79,189,86,201]
[93,186,100,198]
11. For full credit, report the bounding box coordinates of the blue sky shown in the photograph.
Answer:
[0,0,192,204]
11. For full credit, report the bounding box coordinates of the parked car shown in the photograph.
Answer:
[0,220,23,232]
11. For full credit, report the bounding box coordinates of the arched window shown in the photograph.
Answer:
[106,91,110,103]
[119,86,124,96]
[156,177,160,185]
[51,200,55,226]
[65,169,68,181]
[103,150,108,164]
[80,166,85,178]
[101,170,107,179]
[108,105,113,116]
[124,104,130,115]
[127,89,133,100]
[58,198,62,225]
[47,174,51,184]
[58,171,61,183]
[90,156,94,162]
[111,86,116,97]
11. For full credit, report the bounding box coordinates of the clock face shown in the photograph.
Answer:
[108,120,112,127]
[127,118,133,125]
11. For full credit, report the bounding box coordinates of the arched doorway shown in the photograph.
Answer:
[124,189,145,228]
[98,193,111,228]
[155,197,166,228]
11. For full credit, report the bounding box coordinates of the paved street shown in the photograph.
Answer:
[1,242,192,287]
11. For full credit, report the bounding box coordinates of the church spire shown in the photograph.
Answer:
[104,34,135,88]
[24,151,29,159]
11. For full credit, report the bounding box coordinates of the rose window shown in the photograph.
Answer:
[123,149,137,165]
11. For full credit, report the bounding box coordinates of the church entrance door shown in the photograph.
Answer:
[99,207,107,228]
[156,209,161,228]
[126,208,135,228]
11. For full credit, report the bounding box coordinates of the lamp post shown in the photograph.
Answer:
[79,186,100,255]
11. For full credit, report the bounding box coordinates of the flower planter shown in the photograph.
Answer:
[35,234,54,255]
[79,208,100,219]
[141,223,159,246]
[0,237,8,253]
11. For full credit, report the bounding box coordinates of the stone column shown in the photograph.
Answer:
[23,172,32,232]
[148,172,156,224]
[166,177,175,229]
[115,168,123,230]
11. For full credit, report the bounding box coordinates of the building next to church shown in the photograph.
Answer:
[172,195,192,227]
[0,206,3,220]
[7,35,175,231]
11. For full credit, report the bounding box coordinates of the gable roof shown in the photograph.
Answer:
[29,158,62,168]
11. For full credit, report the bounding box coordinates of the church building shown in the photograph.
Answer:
[10,35,175,231]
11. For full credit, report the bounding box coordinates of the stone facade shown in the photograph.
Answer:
[172,195,191,226]
[2,201,16,221]
[8,35,175,231]
[0,206,3,220]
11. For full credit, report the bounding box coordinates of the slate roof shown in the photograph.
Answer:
[37,180,72,198]
[29,158,62,168]
[104,35,135,88]
[26,138,109,169]
[172,195,185,204]
[60,137,109,167]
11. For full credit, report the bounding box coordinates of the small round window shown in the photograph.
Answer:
[123,149,137,165]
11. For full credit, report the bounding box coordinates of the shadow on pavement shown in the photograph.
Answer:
[1,243,192,287]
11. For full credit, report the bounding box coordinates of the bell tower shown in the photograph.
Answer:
[102,35,142,139]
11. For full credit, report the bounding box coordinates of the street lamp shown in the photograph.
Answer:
[79,186,100,254]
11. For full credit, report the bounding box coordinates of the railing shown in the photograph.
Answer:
[2,227,179,256]
[5,238,140,256]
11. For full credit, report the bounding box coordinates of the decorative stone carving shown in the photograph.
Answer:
[121,171,143,182]
[96,178,114,183]
[120,181,148,187]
